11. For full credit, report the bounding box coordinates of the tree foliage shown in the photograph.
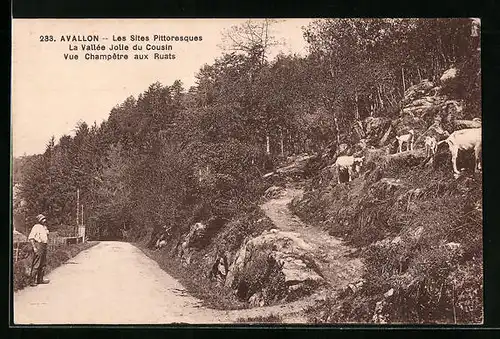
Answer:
[15,18,480,244]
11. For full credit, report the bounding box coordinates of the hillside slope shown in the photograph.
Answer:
[291,149,482,324]
[287,74,483,323]
[145,70,482,324]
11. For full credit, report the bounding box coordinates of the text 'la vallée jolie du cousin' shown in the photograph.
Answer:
[39,34,204,61]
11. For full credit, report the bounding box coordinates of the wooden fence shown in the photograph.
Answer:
[13,232,85,263]
[13,242,31,263]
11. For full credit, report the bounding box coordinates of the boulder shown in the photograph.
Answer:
[440,67,457,83]
[399,77,453,121]
[402,79,435,105]
[384,288,395,298]
[178,222,208,263]
[248,291,266,307]
[453,119,481,129]
[443,242,461,251]
[364,117,391,144]
[225,229,325,306]
[411,226,424,242]
[264,186,285,199]
[378,125,394,147]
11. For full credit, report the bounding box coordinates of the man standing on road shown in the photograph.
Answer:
[28,214,50,286]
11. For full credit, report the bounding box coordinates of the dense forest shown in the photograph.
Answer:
[12,18,482,322]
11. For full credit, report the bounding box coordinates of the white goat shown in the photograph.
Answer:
[424,136,438,158]
[437,128,482,177]
[396,130,415,153]
[334,155,364,184]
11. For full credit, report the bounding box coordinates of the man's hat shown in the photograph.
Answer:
[36,214,46,223]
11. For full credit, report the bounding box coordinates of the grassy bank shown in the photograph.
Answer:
[290,149,483,324]
[136,243,247,310]
[13,241,99,291]
[134,207,275,310]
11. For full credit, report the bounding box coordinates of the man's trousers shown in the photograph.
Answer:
[30,242,47,284]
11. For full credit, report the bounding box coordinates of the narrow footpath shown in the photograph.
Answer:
[261,186,364,292]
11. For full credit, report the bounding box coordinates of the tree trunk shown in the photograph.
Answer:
[401,67,406,93]
[266,134,270,155]
[333,113,340,146]
[377,85,384,109]
[417,67,422,82]
[438,36,448,66]
[355,92,360,120]
[280,128,284,157]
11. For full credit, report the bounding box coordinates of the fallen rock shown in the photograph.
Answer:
[391,236,402,245]
[372,300,389,324]
[402,79,435,106]
[453,119,481,129]
[347,279,365,294]
[264,185,285,199]
[190,223,207,248]
[440,67,457,83]
[411,226,424,242]
[248,291,266,307]
[444,242,461,251]
[225,229,325,306]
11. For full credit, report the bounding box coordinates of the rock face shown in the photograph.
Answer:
[264,186,285,199]
[399,71,466,122]
[186,222,207,247]
[225,229,325,306]
[364,117,392,145]
[179,222,207,266]
[440,67,457,82]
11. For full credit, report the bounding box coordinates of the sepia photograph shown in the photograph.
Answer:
[11,18,482,325]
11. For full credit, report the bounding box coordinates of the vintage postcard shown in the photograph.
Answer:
[11,18,482,325]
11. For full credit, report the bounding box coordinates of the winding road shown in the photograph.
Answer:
[13,241,313,324]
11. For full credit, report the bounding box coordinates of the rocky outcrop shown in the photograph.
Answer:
[263,154,316,180]
[399,69,467,123]
[363,117,392,145]
[264,186,285,199]
[440,67,457,83]
[179,222,207,266]
[225,229,325,306]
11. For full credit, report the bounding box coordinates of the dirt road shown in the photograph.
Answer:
[261,186,364,291]
[13,241,313,324]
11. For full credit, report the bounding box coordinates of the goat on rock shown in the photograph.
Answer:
[334,155,364,184]
[396,130,415,153]
[437,127,482,177]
